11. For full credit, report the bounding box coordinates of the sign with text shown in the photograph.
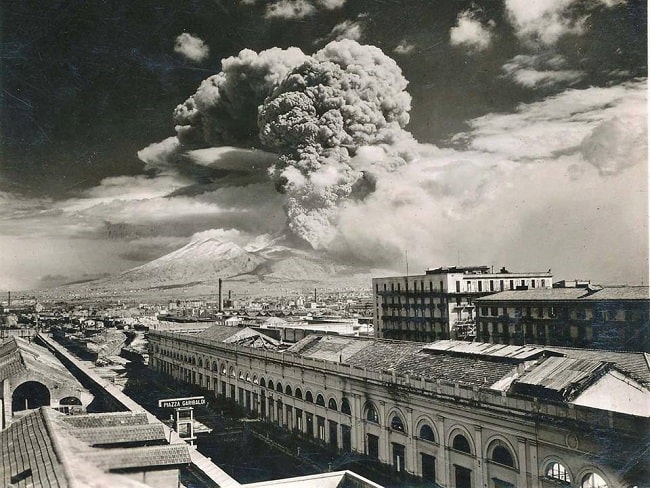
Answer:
[158,396,206,408]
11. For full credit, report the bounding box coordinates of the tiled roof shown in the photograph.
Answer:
[346,342,517,386]
[286,335,374,362]
[475,286,650,302]
[82,444,191,470]
[197,325,280,348]
[580,286,650,300]
[475,288,588,302]
[0,408,67,488]
[61,411,149,429]
[70,424,166,446]
[0,336,84,389]
[198,325,250,342]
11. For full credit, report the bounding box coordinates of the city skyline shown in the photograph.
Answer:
[1,0,647,292]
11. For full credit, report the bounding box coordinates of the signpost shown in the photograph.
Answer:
[158,396,205,446]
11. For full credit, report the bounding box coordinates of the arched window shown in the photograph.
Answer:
[391,415,405,433]
[305,391,314,403]
[328,398,338,410]
[276,382,283,393]
[260,378,266,388]
[253,375,259,385]
[285,385,292,396]
[419,424,435,442]
[365,403,379,423]
[239,371,245,380]
[341,398,351,415]
[221,363,226,375]
[212,361,218,372]
[268,380,274,390]
[295,388,303,399]
[452,434,472,454]
[12,381,50,413]
[229,366,235,377]
[316,394,325,406]
[492,445,515,468]
[546,462,571,484]
[582,473,609,488]
[198,358,203,368]
[59,396,82,406]
[245,372,251,382]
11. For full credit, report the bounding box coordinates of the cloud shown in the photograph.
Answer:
[326,80,647,284]
[317,0,345,9]
[264,0,345,19]
[504,0,625,46]
[173,47,308,147]
[137,136,183,173]
[450,10,494,52]
[394,40,416,55]
[319,20,364,42]
[174,33,210,62]
[265,0,316,19]
[259,40,413,248]
[452,80,646,161]
[501,54,584,89]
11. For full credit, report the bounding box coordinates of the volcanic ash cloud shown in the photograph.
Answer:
[173,40,414,250]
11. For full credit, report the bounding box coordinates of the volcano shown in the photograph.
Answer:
[82,235,377,296]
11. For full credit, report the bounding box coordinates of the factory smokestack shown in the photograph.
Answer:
[7,291,10,308]
[218,279,223,312]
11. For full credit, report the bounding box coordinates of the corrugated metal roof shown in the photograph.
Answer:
[544,347,650,384]
[423,340,547,360]
[514,356,607,394]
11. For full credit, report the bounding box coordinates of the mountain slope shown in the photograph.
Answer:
[114,237,265,286]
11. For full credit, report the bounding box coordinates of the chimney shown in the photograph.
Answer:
[314,288,317,304]
[7,291,10,308]
[228,290,232,300]
[218,279,223,312]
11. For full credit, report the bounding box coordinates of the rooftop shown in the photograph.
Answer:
[0,336,85,391]
[0,408,183,488]
[475,286,650,302]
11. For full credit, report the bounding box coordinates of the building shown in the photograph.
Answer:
[1,407,192,488]
[0,336,93,428]
[372,266,553,342]
[148,326,649,488]
[474,285,650,351]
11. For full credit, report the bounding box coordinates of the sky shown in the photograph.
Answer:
[0,0,647,291]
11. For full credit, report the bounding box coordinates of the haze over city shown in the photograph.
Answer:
[1,0,647,292]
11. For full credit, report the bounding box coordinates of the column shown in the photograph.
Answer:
[436,415,449,487]
[529,440,539,488]
[474,425,484,488]
[379,401,389,464]
[353,394,363,454]
[518,437,528,488]
[406,408,416,475]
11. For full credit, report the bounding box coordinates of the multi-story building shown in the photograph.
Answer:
[372,266,553,342]
[474,283,650,351]
[149,326,649,488]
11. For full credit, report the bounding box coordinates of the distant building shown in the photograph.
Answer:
[372,266,553,342]
[474,284,650,351]
[149,327,649,487]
